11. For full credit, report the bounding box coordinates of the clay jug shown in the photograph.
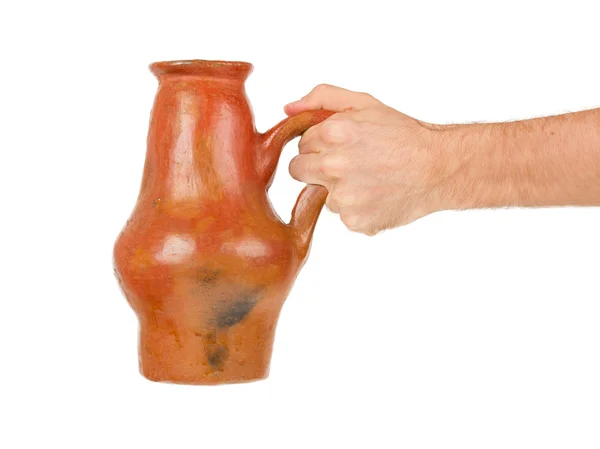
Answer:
[113,59,332,385]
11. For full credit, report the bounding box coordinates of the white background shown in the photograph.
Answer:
[1,1,599,448]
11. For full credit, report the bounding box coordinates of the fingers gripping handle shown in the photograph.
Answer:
[260,110,335,258]
[259,110,335,187]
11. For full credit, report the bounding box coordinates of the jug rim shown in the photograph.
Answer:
[150,59,253,80]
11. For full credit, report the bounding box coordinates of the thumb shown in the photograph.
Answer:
[284,84,378,116]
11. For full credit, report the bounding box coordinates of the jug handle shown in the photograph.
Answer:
[259,110,335,259]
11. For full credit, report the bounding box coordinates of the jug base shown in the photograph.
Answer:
[137,324,273,385]
[140,369,269,386]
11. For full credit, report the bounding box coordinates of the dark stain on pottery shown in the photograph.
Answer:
[216,292,261,328]
[196,268,219,284]
[170,329,182,347]
[207,345,229,370]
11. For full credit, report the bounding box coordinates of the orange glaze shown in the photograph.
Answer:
[113,60,332,384]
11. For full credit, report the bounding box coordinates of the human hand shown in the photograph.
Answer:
[285,84,448,236]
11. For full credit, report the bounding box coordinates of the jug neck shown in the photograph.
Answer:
[141,60,261,204]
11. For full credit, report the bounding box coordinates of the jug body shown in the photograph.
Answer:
[114,201,303,384]
[114,60,330,384]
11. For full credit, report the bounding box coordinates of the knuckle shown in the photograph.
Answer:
[340,213,362,232]
[297,139,306,152]
[297,136,315,153]
[320,120,350,144]
[319,121,340,141]
[330,190,342,206]
[288,156,303,179]
[331,185,352,206]
[315,161,326,176]
[356,92,379,107]
[313,83,333,94]
[359,91,376,102]
[321,154,347,177]
[325,195,338,212]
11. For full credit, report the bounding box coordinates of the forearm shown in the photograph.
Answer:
[435,108,600,210]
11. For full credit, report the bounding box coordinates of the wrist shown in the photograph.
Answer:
[422,122,485,212]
